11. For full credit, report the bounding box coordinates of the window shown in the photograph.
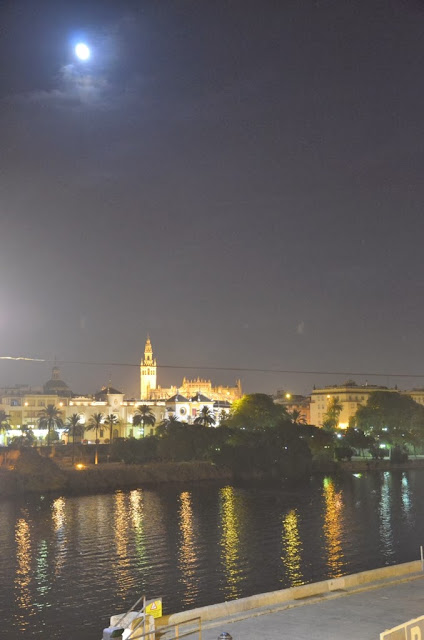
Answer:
[100,429,104,438]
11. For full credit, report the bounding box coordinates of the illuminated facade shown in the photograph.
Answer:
[140,337,157,401]
[140,337,242,402]
[0,372,166,445]
[309,383,397,428]
[405,389,424,407]
[165,392,215,423]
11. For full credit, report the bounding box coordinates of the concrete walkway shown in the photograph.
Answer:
[200,574,424,640]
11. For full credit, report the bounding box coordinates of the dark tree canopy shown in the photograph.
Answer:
[353,391,424,447]
[228,393,287,430]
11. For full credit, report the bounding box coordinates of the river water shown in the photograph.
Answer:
[1,470,422,639]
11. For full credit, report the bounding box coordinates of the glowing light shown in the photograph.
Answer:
[285,393,291,399]
[75,463,85,470]
[75,42,90,61]
[0,355,44,361]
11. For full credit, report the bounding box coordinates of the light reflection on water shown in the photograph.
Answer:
[281,509,303,586]
[52,497,67,577]
[14,513,33,632]
[322,477,345,577]
[379,471,395,562]
[3,470,424,640]
[114,491,134,599]
[178,491,199,606]
[219,486,246,600]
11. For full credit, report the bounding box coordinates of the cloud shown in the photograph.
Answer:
[3,15,141,112]
[5,63,119,111]
[296,320,305,335]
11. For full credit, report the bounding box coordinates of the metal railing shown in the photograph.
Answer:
[128,616,202,640]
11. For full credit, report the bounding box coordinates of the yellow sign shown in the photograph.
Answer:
[145,598,162,619]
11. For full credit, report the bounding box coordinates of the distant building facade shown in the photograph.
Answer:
[404,389,424,407]
[274,390,311,424]
[140,337,242,403]
[0,372,167,445]
[309,382,398,428]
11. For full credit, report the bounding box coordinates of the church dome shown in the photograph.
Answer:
[43,366,72,397]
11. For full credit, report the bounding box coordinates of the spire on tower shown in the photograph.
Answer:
[143,336,154,364]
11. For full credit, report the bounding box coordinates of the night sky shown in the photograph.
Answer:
[1,0,424,397]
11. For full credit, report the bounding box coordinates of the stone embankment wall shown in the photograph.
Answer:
[167,560,423,625]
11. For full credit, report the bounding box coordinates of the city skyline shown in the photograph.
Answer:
[2,1,424,395]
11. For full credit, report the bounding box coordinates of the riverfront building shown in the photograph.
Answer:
[0,377,167,444]
[0,336,238,444]
[309,382,398,428]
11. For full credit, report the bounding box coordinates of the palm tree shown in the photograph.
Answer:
[194,405,216,428]
[157,414,181,435]
[288,409,307,425]
[38,404,63,447]
[323,397,343,432]
[133,404,156,437]
[65,413,83,465]
[218,409,228,425]
[0,410,10,445]
[104,413,120,443]
[87,412,104,465]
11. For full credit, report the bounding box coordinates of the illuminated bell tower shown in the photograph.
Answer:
[140,336,157,399]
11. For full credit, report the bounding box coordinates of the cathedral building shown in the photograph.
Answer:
[139,337,242,403]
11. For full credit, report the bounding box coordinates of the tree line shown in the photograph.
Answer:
[2,389,423,472]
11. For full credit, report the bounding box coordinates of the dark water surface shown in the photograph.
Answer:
[1,471,422,639]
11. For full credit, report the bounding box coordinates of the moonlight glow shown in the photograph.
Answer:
[75,43,90,61]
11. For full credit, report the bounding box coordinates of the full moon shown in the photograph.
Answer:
[75,43,90,61]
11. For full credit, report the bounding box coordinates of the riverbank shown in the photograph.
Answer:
[0,450,233,497]
[1,449,423,498]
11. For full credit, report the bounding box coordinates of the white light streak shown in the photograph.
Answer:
[0,356,45,362]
